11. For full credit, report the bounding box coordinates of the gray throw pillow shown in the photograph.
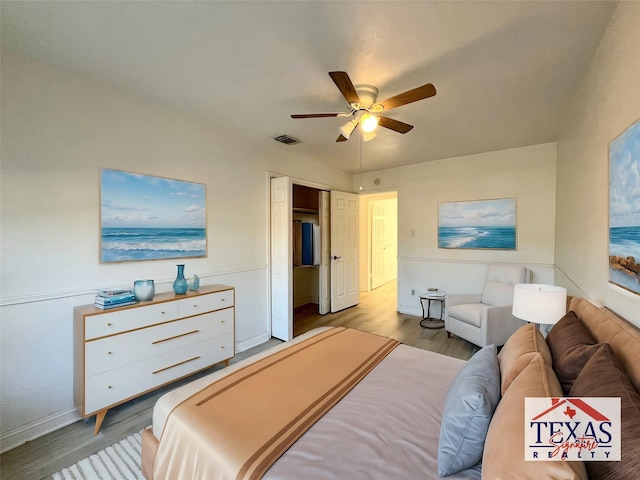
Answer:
[437,344,501,476]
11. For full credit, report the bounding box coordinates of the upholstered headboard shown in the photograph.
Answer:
[569,297,640,393]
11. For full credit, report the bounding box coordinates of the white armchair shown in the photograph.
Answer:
[445,264,532,348]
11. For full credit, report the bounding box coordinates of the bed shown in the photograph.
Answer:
[141,297,640,480]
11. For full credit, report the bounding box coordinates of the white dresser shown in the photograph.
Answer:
[73,284,235,433]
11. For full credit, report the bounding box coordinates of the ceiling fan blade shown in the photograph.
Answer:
[378,83,436,111]
[329,71,361,106]
[291,113,341,119]
[378,116,414,134]
[336,134,348,142]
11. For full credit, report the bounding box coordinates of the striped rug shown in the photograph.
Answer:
[52,429,144,480]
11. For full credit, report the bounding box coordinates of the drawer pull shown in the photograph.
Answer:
[107,351,113,355]
[107,385,112,389]
[107,323,112,327]
[152,329,200,345]
[193,304,198,308]
[152,356,200,375]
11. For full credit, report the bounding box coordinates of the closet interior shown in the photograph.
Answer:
[292,184,323,319]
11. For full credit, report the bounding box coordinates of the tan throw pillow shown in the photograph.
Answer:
[546,311,602,394]
[483,353,587,480]
[569,344,640,480]
[497,323,553,395]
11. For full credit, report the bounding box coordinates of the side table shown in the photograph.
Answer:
[419,291,446,329]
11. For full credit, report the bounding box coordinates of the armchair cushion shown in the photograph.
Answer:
[481,264,530,306]
[446,303,488,328]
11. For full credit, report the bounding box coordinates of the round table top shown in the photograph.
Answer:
[420,291,446,298]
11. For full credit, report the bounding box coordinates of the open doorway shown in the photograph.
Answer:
[359,192,398,293]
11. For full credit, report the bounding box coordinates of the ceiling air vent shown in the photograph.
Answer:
[274,135,300,145]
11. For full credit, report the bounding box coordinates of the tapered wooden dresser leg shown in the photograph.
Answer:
[94,409,108,435]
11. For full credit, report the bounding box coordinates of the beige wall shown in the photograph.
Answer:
[0,51,352,450]
[555,2,640,325]
[356,142,558,317]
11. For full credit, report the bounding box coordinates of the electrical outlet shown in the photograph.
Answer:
[411,289,416,296]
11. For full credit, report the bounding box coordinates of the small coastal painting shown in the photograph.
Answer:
[100,169,206,263]
[609,119,640,295]
[438,198,517,250]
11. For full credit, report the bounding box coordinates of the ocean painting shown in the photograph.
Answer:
[609,119,640,295]
[438,199,516,250]
[100,169,206,262]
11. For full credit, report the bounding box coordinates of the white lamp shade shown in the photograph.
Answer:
[512,284,567,325]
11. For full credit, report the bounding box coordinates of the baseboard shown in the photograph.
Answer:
[398,306,422,317]
[1,408,80,454]
[236,332,271,353]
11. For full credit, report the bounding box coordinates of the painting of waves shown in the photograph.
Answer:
[101,227,206,262]
[609,226,640,294]
[100,169,206,262]
[439,226,516,250]
[438,199,516,250]
[609,119,640,295]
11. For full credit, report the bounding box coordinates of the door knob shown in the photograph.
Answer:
[332,255,342,260]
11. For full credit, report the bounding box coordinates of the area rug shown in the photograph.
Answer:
[52,429,144,480]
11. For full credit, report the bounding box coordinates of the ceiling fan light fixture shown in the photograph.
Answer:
[339,119,358,139]
[362,130,377,142]
[361,113,378,133]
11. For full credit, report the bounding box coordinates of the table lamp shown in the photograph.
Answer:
[512,284,567,329]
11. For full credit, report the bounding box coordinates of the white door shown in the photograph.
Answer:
[370,200,386,289]
[319,191,331,314]
[270,176,293,341]
[331,190,360,312]
[383,198,398,284]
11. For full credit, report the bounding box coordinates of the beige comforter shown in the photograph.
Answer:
[153,328,399,480]
[151,327,482,479]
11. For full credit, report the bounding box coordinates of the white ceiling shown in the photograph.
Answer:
[1,1,616,174]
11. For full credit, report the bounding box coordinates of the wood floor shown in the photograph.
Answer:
[295,280,478,361]
[0,280,476,480]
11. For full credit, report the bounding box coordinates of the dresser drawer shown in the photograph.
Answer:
[84,334,233,414]
[85,308,234,377]
[85,302,179,340]
[178,289,234,317]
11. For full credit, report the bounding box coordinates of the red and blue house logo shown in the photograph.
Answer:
[525,397,621,461]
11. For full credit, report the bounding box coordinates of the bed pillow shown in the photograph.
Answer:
[546,310,602,393]
[569,344,640,480]
[437,344,501,476]
[497,322,552,394]
[483,353,587,480]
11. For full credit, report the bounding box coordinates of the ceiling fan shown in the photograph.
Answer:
[291,71,436,142]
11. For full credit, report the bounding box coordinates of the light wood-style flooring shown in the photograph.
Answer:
[295,280,477,360]
[0,280,476,480]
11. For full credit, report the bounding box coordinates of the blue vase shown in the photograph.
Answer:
[173,265,188,294]
[133,279,155,301]
[188,274,200,291]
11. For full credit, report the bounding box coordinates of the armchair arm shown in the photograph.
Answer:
[482,304,526,346]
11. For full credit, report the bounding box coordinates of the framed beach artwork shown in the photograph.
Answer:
[100,169,207,263]
[438,198,517,250]
[608,119,640,295]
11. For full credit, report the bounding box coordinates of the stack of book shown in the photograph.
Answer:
[95,289,137,310]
